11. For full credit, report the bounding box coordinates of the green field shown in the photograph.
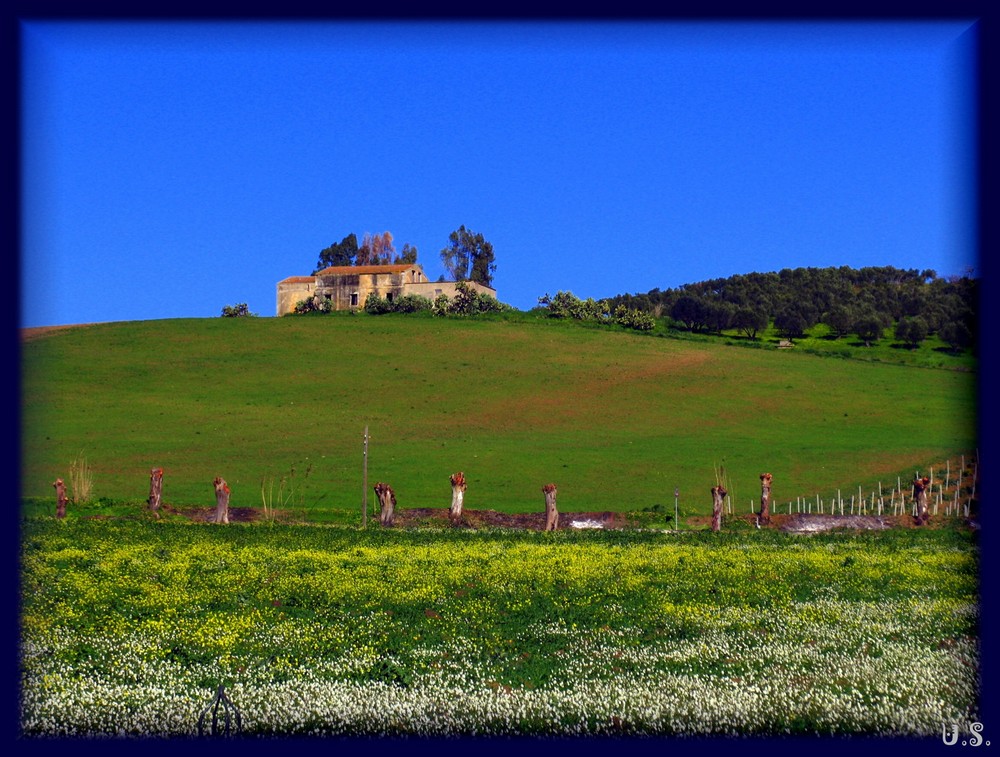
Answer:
[21,312,976,521]
[19,519,979,737]
[18,314,982,738]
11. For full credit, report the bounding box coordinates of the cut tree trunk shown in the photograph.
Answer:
[542,483,559,531]
[912,476,931,525]
[148,467,164,517]
[52,478,68,519]
[759,472,772,526]
[213,477,230,524]
[449,472,467,524]
[375,482,396,527]
[711,485,727,532]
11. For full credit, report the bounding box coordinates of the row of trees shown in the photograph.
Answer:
[313,226,497,289]
[314,231,418,272]
[605,266,977,351]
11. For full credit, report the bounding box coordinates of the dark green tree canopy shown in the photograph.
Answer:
[731,307,768,340]
[605,265,976,353]
[895,316,929,348]
[314,232,418,273]
[440,225,496,288]
[314,233,359,273]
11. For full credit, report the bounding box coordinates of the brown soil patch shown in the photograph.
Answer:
[150,505,975,532]
[393,508,631,530]
[728,512,975,532]
[21,324,99,342]
[160,505,265,523]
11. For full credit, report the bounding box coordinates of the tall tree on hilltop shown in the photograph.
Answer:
[396,243,418,264]
[357,231,396,266]
[314,233,359,273]
[440,225,496,287]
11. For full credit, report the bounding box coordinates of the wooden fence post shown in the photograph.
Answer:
[711,485,727,532]
[542,483,559,531]
[449,472,467,525]
[213,477,230,524]
[52,478,68,519]
[375,482,396,527]
[148,467,164,517]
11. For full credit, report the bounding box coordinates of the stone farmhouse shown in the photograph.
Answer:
[276,263,497,316]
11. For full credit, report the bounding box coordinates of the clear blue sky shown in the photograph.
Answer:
[20,18,979,327]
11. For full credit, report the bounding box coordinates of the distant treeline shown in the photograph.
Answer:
[604,266,978,350]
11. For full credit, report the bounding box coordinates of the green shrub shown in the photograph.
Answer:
[614,304,655,331]
[221,303,257,317]
[293,298,331,314]
[364,293,394,315]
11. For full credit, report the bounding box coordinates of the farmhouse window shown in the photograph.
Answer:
[350,292,359,307]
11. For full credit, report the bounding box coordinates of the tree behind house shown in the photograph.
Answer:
[314,233,359,272]
[440,225,496,288]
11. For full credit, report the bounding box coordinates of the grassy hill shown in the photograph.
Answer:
[21,312,977,521]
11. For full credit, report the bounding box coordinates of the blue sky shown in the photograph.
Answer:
[20,19,979,327]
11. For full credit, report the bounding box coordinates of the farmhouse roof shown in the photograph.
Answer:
[279,276,316,284]
[315,264,421,276]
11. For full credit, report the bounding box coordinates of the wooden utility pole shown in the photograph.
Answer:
[542,483,559,531]
[449,472,467,525]
[148,467,164,518]
[52,478,68,519]
[362,426,369,528]
[213,477,231,524]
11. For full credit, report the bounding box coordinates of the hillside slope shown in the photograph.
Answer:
[21,314,976,516]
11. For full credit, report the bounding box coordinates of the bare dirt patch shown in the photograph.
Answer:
[21,324,99,342]
[157,505,633,529]
[777,513,892,533]
[393,508,631,530]
[159,505,265,523]
[150,505,973,532]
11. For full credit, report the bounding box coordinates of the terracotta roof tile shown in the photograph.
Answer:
[279,276,316,284]
[315,264,421,276]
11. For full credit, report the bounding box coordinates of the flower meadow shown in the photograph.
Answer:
[19,519,980,739]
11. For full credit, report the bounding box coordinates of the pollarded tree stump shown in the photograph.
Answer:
[52,477,68,519]
[913,475,931,525]
[449,472,467,525]
[542,483,559,531]
[375,482,396,527]
[148,467,164,518]
[213,477,230,524]
[759,473,773,526]
[711,485,727,532]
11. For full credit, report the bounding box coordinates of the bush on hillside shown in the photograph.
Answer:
[293,298,332,314]
[438,282,512,316]
[539,291,611,321]
[613,304,655,331]
[221,303,257,317]
[364,293,434,315]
